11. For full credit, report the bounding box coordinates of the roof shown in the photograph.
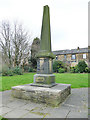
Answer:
[53,47,89,55]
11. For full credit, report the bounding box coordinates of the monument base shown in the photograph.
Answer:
[34,74,55,85]
[30,83,57,88]
[11,84,71,107]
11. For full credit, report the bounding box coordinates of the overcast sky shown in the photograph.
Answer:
[0,0,89,51]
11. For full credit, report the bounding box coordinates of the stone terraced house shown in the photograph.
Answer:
[53,47,90,67]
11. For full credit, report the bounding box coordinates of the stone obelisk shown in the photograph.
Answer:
[32,5,56,87]
[12,5,71,107]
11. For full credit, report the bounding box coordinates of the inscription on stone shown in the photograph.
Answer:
[36,77,45,83]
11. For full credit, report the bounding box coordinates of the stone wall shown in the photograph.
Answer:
[56,52,89,67]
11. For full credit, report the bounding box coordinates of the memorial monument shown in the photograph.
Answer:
[31,5,56,87]
[12,5,71,107]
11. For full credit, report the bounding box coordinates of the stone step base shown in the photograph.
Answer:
[11,83,71,107]
[30,83,57,88]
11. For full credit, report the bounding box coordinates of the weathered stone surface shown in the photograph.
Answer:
[37,58,53,74]
[36,5,55,59]
[11,84,71,107]
[11,5,71,107]
[33,5,55,86]
[33,74,55,85]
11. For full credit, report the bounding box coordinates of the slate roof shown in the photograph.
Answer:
[53,47,89,55]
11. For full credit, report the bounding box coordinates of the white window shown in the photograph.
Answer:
[71,54,76,60]
[56,56,58,60]
[83,54,86,59]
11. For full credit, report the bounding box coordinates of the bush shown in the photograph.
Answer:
[2,68,13,76]
[85,67,88,73]
[7,69,13,76]
[13,67,23,75]
[2,66,23,76]
[58,68,65,73]
[53,60,66,72]
[24,66,29,72]
[70,67,75,73]
[33,69,37,72]
[85,67,90,73]
[28,67,34,72]
[2,68,9,76]
[77,61,87,73]
[74,65,79,73]
[88,68,90,73]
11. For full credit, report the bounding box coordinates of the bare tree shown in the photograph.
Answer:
[0,20,31,68]
[12,22,31,67]
[0,21,13,68]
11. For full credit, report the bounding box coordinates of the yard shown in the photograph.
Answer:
[0,73,88,91]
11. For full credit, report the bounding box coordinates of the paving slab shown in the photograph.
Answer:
[3,109,29,118]
[64,88,88,107]
[0,106,12,116]
[6,99,27,109]
[0,88,88,118]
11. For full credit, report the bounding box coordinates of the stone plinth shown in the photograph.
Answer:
[33,74,55,85]
[12,84,71,107]
[37,58,53,74]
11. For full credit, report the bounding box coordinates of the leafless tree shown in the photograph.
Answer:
[0,20,31,68]
[0,21,13,68]
[12,22,31,67]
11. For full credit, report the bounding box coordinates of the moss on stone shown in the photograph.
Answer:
[36,50,55,59]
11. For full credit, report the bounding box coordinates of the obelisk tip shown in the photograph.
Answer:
[44,5,49,8]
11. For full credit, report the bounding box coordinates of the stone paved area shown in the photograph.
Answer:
[0,88,88,118]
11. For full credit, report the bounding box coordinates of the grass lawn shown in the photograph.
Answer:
[0,73,88,91]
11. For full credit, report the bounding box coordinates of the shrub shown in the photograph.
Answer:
[2,68,13,76]
[88,68,90,73]
[53,60,66,72]
[2,66,23,76]
[85,67,88,73]
[74,65,79,73]
[70,67,75,73]
[13,67,23,75]
[28,67,34,72]
[24,66,29,72]
[2,68,8,76]
[58,68,65,73]
[85,67,90,73]
[7,69,13,76]
[33,69,37,72]
[77,61,87,73]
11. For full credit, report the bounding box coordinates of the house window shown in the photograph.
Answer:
[71,54,76,60]
[83,54,86,59]
[56,56,58,60]
[64,55,67,59]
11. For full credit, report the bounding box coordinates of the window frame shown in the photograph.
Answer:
[71,54,76,60]
[83,54,86,59]
[56,56,58,60]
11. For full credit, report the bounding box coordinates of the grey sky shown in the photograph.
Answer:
[0,0,88,51]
